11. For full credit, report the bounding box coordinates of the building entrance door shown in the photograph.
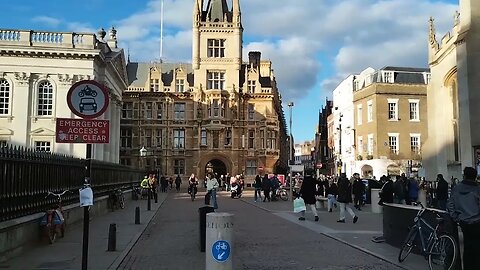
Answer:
[205,159,227,178]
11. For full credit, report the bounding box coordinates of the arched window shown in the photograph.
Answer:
[37,81,53,116]
[0,79,10,115]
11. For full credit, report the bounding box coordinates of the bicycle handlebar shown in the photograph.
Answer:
[45,190,70,199]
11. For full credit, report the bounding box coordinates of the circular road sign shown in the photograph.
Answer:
[67,80,109,119]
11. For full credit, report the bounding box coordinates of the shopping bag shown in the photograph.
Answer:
[293,197,306,213]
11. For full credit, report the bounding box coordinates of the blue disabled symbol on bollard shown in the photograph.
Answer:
[212,240,230,262]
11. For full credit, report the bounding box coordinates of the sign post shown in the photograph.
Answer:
[59,80,109,270]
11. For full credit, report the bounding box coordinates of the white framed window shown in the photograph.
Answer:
[367,100,373,122]
[120,128,132,148]
[367,134,374,155]
[37,81,53,116]
[174,159,185,175]
[424,73,431,84]
[248,103,255,120]
[150,79,159,92]
[174,103,185,120]
[383,71,394,83]
[409,99,420,121]
[410,134,421,154]
[201,128,207,146]
[207,71,225,90]
[34,141,51,152]
[207,39,225,58]
[357,136,363,154]
[246,160,257,176]
[175,79,185,92]
[122,102,133,119]
[247,80,256,94]
[173,129,185,149]
[357,104,363,125]
[388,133,399,154]
[387,99,398,120]
[0,79,10,115]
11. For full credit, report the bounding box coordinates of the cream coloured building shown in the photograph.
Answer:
[120,0,288,180]
[0,27,126,162]
[424,0,480,181]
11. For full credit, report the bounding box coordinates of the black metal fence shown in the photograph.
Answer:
[0,145,143,222]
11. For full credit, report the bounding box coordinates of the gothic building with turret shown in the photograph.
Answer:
[120,0,288,180]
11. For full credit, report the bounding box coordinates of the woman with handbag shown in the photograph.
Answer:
[297,170,319,221]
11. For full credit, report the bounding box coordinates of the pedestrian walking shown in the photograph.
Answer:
[261,174,271,202]
[206,172,219,209]
[298,170,319,221]
[447,167,480,270]
[379,175,394,205]
[393,176,407,204]
[337,173,358,224]
[325,179,338,212]
[407,177,419,205]
[352,173,365,210]
[436,174,449,210]
[175,174,182,192]
[254,174,263,202]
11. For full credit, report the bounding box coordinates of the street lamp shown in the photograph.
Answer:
[288,101,294,202]
[311,146,316,172]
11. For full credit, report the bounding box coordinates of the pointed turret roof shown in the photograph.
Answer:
[206,0,229,22]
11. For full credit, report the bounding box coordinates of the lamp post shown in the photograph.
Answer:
[311,146,316,177]
[288,101,294,202]
[139,146,151,210]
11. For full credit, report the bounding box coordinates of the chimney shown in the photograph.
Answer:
[248,51,261,70]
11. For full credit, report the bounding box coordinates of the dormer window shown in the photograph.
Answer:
[247,80,256,94]
[175,79,185,92]
[424,73,431,84]
[383,71,394,83]
[150,79,159,91]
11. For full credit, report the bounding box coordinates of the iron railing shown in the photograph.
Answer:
[0,145,142,222]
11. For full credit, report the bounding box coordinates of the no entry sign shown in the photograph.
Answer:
[56,118,109,144]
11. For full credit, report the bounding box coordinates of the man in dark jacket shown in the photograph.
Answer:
[379,175,394,205]
[337,173,358,224]
[447,167,480,270]
[261,174,271,202]
[352,173,365,210]
[254,174,262,202]
[298,170,319,221]
[394,175,407,204]
[436,174,449,210]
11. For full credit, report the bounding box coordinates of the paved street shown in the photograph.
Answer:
[118,189,406,270]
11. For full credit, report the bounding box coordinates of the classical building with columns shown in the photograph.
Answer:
[424,0,480,181]
[120,0,288,180]
[0,27,126,162]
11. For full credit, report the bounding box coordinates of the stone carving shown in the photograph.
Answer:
[429,17,437,46]
[454,11,460,26]
[58,74,72,85]
[14,72,29,85]
[109,26,117,40]
[76,75,91,81]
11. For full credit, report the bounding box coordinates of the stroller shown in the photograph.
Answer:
[230,183,242,198]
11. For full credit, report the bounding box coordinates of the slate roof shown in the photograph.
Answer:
[370,66,430,85]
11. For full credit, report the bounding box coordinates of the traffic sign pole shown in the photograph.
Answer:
[82,143,92,270]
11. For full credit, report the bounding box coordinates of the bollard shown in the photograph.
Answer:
[370,189,383,214]
[135,206,140,224]
[147,189,151,211]
[107,223,116,251]
[206,212,234,270]
[199,206,215,252]
[154,191,158,203]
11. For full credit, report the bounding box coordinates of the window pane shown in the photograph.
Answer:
[0,79,10,115]
[37,81,53,116]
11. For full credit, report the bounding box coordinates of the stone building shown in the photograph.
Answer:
[424,0,480,181]
[0,27,126,162]
[353,66,430,179]
[314,98,333,175]
[120,0,287,180]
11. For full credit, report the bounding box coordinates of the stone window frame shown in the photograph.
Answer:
[200,128,207,146]
[36,80,55,117]
[410,133,421,154]
[207,70,225,90]
[387,98,399,121]
[174,102,186,120]
[120,128,132,148]
[245,160,257,176]
[174,159,185,175]
[34,140,52,152]
[0,78,11,115]
[173,129,185,149]
[207,39,225,58]
[408,99,420,122]
[388,132,399,154]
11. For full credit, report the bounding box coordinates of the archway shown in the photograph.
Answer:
[205,159,227,179]
[361,165,373,178]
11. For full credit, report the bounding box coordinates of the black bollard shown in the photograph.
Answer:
[147,189,152,211]
[107,223,116,251]
[154,191,158,203]
[135,206,140,224]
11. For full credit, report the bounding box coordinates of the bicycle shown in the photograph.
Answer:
[40,190,70,244]
[398,202,457,270]
[188,184,198,201]
[108,188,125,210]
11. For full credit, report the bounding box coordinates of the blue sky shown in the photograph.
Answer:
[1,0,459,142]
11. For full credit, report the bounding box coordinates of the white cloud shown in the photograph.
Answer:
[31,16,61,27]
[111,0,458,102]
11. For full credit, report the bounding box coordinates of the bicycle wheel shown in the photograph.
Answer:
[280,190,288,201]
[428,234,457,270]
[398,226,418,262]
[119,195,126,209]
[191,192,195,201]
[45,225,57,244]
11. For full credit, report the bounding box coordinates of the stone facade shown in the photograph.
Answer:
[353,67,429,179]
[0,28,126,162]
[423,0,480,181]
[120,0,288,180]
